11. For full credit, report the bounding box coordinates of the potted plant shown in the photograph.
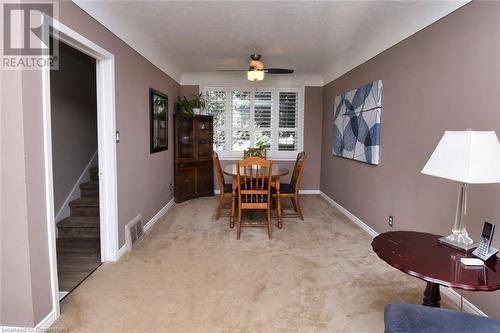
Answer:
[174,96,194,116]
[190,93,207,115]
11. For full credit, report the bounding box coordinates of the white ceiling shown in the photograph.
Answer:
[74,0,469,85]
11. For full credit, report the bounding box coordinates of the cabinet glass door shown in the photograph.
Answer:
[177,117,194,159]
[196,118,213,159]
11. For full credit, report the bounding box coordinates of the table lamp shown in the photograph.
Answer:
[421,130,500,252]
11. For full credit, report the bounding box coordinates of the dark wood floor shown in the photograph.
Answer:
[57,238,101,292]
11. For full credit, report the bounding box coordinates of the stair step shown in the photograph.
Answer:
[80,181,99,197]
[69,197,99,216]
[57,238,100,253]
[58,216,100,238]
[89,167,99,181]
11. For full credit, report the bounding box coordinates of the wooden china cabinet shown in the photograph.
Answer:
[174,114,214,203]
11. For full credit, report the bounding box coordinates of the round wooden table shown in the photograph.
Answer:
[372,231,500,307]
[223,164,289,228]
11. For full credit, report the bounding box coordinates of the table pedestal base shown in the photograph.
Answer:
[423,282,441,307]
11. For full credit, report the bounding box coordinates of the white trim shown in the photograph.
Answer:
[319,191,378,237]
[49,16,119,263]
[203,86,304,160]
[299,190,320,195]
[144,198,175,232]
[117,244,127,259]
[41,15,118,326]
[117,198,176,259]
[319,191,486,317]
[440,287,487,316]
[41,28,61,325]
[0,309,57,332]
[35,310,57,330]
[54,151,98,223]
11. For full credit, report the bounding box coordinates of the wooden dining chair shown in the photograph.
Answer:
[275,152,307,220]
[236,157,273,240]
[212,152,233,220]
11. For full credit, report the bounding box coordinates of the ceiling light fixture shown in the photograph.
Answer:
[247,69,264,81]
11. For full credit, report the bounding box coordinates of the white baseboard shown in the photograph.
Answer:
[54,151,98,223]
[117,198,175,259]
[299,190,320,194]
[319,191,378,237]
[144,198,175,232]
[117,244,126,259]
[1,309,57,332]
[214,189,320,195]
[319,191,486,317]
[440,287,487,316]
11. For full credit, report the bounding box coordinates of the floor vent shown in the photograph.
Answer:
[125,214,145,251]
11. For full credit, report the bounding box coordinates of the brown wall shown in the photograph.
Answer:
[1,70,36,326]
[1,1,180,327]
[50,42,98,215]
[320,1,500,317]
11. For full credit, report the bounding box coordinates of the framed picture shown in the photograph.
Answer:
[332,80,382,165]
[150,88,168,153]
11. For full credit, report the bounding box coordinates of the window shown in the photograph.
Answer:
[204,87,302,159]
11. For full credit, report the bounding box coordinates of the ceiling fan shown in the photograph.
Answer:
[218,54,294,81]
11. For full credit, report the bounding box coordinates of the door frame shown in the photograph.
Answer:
[41,16,119,319]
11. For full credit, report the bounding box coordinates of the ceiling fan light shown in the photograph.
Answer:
[247,70,264,81]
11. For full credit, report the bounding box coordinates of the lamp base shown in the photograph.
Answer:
[438,234,477,253]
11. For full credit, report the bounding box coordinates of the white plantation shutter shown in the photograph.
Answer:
[206,90,226,150]
[231,91,251,151]
[203,87,302,158]
[278,91,298,151]
[254,91,272,149]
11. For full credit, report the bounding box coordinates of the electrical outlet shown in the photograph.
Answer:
[169,183,173,192]
[388,215,394,227]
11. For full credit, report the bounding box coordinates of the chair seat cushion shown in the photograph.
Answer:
[385,304,500,333]
[278,183,294,193]
[223,183,233,193]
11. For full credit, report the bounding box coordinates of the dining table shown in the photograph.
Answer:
[223,163,289,229]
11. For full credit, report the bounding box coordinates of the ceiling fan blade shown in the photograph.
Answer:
[217,69,248,72]
[264,68,294,74]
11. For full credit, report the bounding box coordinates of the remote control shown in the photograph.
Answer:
[460,258,484,266]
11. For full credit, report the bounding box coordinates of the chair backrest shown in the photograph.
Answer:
[244,147,267,160]
[212,152,225,190]
[291,152,307,194]
[237,157,272,206]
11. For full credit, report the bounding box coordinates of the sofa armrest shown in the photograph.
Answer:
[384,304,500,333]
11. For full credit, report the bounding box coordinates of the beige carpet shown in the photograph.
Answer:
[52,195,456,332]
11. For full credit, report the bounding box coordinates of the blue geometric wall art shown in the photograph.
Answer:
[332,80,382,165]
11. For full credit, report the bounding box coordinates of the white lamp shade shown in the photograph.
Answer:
[421,131,500,184]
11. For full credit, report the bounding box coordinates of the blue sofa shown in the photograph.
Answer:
[384,304,500,333]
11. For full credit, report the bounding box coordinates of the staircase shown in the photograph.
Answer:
[57,166,100,239]
[57,166,101,293]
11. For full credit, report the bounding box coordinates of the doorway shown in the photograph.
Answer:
[41,17,118,320]
[50,40,101,298]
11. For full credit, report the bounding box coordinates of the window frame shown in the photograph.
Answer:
[202,85,304,161]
